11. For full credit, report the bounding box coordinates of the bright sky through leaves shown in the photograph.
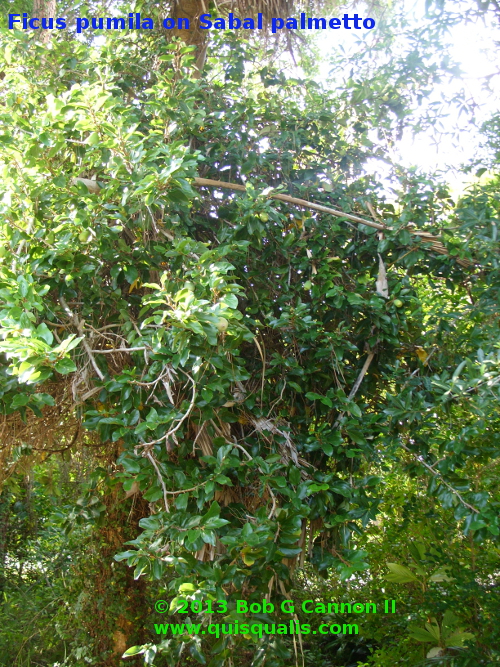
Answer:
[316,1,500,186]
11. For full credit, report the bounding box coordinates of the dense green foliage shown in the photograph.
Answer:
[0,4,499,667]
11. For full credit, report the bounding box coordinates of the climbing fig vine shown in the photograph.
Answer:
[0,20,499,667]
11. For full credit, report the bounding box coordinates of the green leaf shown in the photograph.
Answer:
[114,550,139,562]
[444,630,475,647]
[121,457,141,474]
[221,294,238,309]
[179,583,196,592]
[175,493,189,510]
[143,486,163,502]
[201,530,216,545]
[278,546,302,557]
[240,152,257,174]
[151,559,164,580]
[386,563,419,583]
[305,392,324,401]
[204,517,229,529]
[215,475,232,486]
[408,542,426,563]
[289,467,301,485]
[288,381,302,393]
[452,360,467,380]
[122,645,146,656]
[423,622,442,642]
[17,276,29,298]
[346,427,366,444]
[408,627,437,643]
[189,643,207,664]
[36,323,54,345]
[308,483,329,493]
[346,402,362,418]
[168,188,190,203]
[187,528,201,542]
[55,358,77,374]
[320,441,334,456]
[202,501,221,522]
[11,394,30,408]
[138,515,162,530]
[87,132,100,146]
[428,568,451,582]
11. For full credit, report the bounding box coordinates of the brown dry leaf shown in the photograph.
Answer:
[375,253,389,298]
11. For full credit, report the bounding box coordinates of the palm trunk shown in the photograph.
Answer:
[75,488,150,666]
[32,0,56,42]
[0,489,9,594]
[172,0,208,75]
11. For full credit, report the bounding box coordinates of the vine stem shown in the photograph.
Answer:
[232,442,277,519]
[137,371,196,450]
[400,444,479,513]
[59,296,104,381]
[333,352,375,429]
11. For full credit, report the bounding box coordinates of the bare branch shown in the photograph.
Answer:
[90,346,148,354]
[333,352,375,429]
[193,178,474,268]
[59,296,104,381]
[145,450,170,513]
[69,177,474,267]
[193,177,386,230]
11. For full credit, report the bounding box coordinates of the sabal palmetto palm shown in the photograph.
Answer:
[169,0,370,71]
[29,0,370,69]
